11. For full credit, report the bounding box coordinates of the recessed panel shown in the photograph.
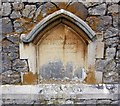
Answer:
[38,24,87,80]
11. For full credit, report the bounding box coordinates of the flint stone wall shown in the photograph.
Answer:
[0,1,119,84]
[0,1,119,105]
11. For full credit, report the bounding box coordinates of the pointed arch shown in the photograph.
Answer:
[21,9,96,43]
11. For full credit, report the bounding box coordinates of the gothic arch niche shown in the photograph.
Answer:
[20,9,103,83]
[37,23,88,80]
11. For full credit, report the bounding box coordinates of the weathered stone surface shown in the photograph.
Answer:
[96,59,116,72]
[10,11,22,19]
[12,59,28,72]
[64,62,73,79]
[97,16,112,31]
[86,16,112,31]
[1,84,118,104]
[35,2,57,20]
[74,67,83,79]
[1,17,13,34]
[106,47,116,59]
[2,2,11,16]
[2,41,19,53]
[96,42,104,58]
[112,13,119,28]
[6,34,20,44]
[23,72,37,85]
[96,59,111,72]
[12,2,24,10]
[105,37,119,47]
[108,4,119,14]
[116,49,120,59]
[104,59,116,71]
[104,27,119,39]
[1,70,21,84]
[65,100,74,104]
[84,2,100,8]
[67,2,88,20]
[8,52,19,60]
[40,60,64,80]
[22,5,36,18]
[86,16,100,31]
[111,100,119,104]
[2,53,12,72]
[103,71,118,83]
[2,39,18,53]
[88,3,106,16]
[97,99,112,104]
[14,20,24,33]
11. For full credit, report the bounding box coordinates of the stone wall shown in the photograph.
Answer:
[1,1,119,84]
[0,1,119,105]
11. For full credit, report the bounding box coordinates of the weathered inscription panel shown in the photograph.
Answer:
[38,24,87,80]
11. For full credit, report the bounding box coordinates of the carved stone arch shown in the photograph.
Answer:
[21,9,96,43]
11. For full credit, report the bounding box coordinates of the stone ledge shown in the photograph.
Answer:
[1,84,118,100]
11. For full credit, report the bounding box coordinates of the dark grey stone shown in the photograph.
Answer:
[108,4,119,14]
[1,17,13,34]
[2,53,12,72]
[12,59,28,72]
[105,37,119,47]
[113,13,119,28]
[104,27,119,39]
[96,59,110,72]
[104,59,116,71]
[10,11,22,19]
[106,47,116,59]
[2,39,13,52]
[64,62,73,79]
[12,2,24,11]
[2,2,11,16]
[2,42,19,53]
[14,21,24,33]
[74,67,82,79]
[22,5,36,18]
[103,72,118,83]
[97,16,112,32]
[84,2,101,8]
[40,60,64,80]
[88,3,106,16]
[8,52,19,60]
[7,34,20,44]
[116,49,120,59]
[1,70,21,84]
[69,2,88,20]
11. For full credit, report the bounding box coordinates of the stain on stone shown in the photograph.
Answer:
[40,60,64,80]
[85,71,96,84]
[74,67,83,79]
[65,62,73,79]
[23,72,37,85]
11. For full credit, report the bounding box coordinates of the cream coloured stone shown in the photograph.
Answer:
[19,42,36,74]
[87,41,97,71]
[95,71,103,83]
[96,42,104,58]
[96,32,103,42]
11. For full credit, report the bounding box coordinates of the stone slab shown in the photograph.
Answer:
[96,42,104,58]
